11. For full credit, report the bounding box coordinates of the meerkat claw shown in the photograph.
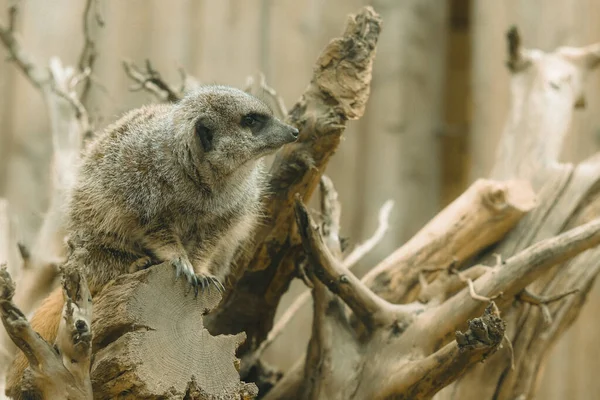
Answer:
[193,279,200,298]
[171,257,198,290]
[210,277,225,293]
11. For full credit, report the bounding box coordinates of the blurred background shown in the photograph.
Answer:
[1,0,600,398]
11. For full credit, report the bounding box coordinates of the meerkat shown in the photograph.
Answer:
[5,85,299,399]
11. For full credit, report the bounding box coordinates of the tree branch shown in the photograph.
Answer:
[77,0,103,103]
[122,59,184,102]
[416,216,600,351]
[0,2,50,87]
[384,303,506,399]
[1,265,93,400]
[299,175,351,399]
[505,26,532,72]
[294,196,405,331]
[363,179,536,303]
[245,72,288,120]
[206,7,382,355]
[248,198,392,362]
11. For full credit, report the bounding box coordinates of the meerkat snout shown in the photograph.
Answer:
[288,125,300,139]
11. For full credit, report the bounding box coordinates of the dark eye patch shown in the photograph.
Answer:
[241,113,269,129]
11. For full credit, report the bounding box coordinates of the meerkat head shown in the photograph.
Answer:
[172,85,298,181]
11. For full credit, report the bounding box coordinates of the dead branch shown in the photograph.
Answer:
[0,3,94,388]
[298,175,351,399]
[0,2,50,88]
[493,28,600,182]
[77,0,103,103]
[295,196,407,330]
[206,7,382,360]
[518,288,579,325]
[505,26,532,72]
[382,303,506,399]
[362,179,536,304]
[249,198,392,363]
[440,32,600,400]
[343,199,393,268]
[415,216,600,353]
[122,59,184,102]
[1,265,93,400]
[418,265,491,305]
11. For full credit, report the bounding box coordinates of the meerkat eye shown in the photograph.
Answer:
[241,113,265,128]
[195,119,213,152]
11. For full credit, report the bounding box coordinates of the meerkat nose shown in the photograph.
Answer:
[290,127,299,139]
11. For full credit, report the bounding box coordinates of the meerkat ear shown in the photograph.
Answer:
[195,118,213,152]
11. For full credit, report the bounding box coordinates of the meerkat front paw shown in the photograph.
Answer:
[171,258,225,297]
[128,256,153,273]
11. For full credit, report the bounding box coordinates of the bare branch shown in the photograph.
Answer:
[518,287,579,325]
[363,179,536,304]
[383,303,506,399]
[300,175,347,399]
[77,0,103,103]
[416,217,600,351]
[1,266,93,399]
[343,200,393,268]
[294,196,401,330]
[251,198,393,361]
[122,59,183,103]
[418,265,491,305]
[0,2,50,87]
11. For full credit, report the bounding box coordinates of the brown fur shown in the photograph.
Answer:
[5,85,298,398]
[5,288,64,399]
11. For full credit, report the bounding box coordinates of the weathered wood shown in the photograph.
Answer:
[267,189,600,399]
[90,263,256,400]
[205,7,382,361]
[437,30,600,400]
[362,179,536,303]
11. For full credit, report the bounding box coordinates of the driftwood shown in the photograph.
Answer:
[435,28,600,400]
[3,3,600,400]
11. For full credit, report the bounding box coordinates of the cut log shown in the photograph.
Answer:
[90,264,257,400]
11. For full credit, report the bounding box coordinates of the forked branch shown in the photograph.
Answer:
[294,196,405,330]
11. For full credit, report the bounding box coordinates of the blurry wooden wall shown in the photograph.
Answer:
[0,0,599,398]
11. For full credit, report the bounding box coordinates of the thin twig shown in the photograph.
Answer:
[505,26,532,72]
[343,200,393,269]
[447,265,503,304]
[78,0,102,103]
[122,59,182,103]
[0,2,50,88]
[503,333,515,370]
[518,288,580,325]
